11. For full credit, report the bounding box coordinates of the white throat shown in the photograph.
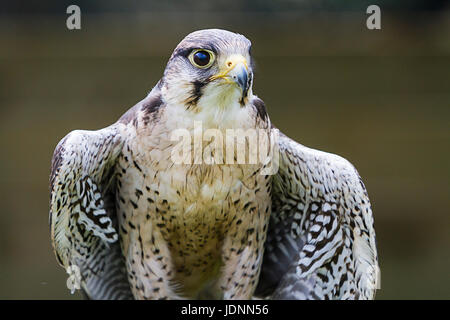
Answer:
[163,82,254,131]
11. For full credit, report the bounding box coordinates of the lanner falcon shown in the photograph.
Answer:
[49,29,379,300]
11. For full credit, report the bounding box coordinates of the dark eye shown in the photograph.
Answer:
[189,49,215,69]
[194,51,210,66]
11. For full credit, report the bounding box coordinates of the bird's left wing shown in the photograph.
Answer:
[49,124,133,299]
[256,128,379,300]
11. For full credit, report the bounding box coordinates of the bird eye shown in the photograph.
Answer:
[189,49,214,69]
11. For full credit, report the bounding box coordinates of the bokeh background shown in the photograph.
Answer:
[0,0,449,299]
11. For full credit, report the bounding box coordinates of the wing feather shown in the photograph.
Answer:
[49,124,133,299]
[256,128,379,300]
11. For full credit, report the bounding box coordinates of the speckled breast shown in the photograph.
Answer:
[115,137,272,297]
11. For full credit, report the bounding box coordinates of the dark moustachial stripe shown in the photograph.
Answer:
[185,80,207,109]
[193,80,206,101]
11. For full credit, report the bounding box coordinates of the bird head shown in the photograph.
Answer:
[160,29,254,113]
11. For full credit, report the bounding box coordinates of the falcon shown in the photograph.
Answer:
[49,29,379,300]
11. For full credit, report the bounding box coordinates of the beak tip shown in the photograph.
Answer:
[234,65,249,95]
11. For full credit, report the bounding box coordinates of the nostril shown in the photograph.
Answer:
[227,62,233,68]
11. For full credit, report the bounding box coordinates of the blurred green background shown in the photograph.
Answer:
[0,1,449,299]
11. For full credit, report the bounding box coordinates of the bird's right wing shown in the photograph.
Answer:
[49,124,133,299]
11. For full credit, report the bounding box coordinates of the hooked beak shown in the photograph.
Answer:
[211,54,250,97]
[232,64,249,95]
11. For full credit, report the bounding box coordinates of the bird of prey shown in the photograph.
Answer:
[49,29,379,300]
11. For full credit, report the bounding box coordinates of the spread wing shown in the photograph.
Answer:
[256,128,379,300]
[49,124,133,299]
